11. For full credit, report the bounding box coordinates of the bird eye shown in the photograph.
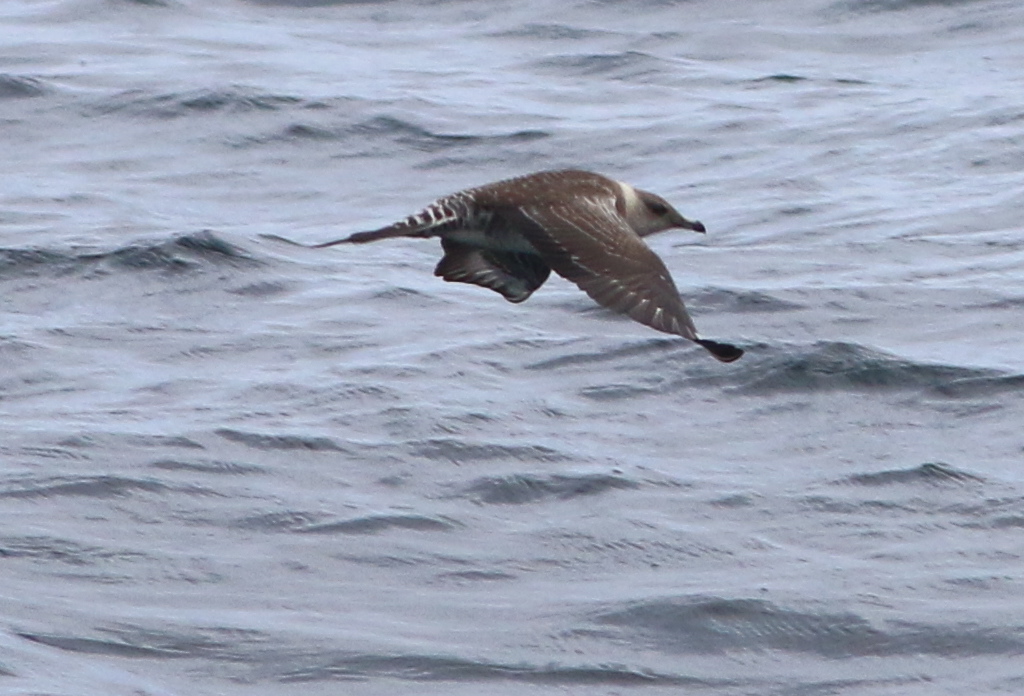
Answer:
[649,202,668,216]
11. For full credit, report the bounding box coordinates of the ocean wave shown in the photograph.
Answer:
[268,115,549,153]
[530,51,666,81]
[231,510,459,534]
[842,462,984,486]
[0,74,50,99]
[90,87,305,119]
[830,0,992,14]
[0,474,210,499]
[274,652,693,685]
[149,458,266,475]
[410,438,572,464]
[490,23,611,41]
[1,535,147,565]
[593,595,1024,657]
[526,337,679,371]
[18,625,705,685]
[214,428,349,452]
[707,341,1008,395]
[460,472,640,505]
[245,0,400,6]
[688,287,803,313]
[0,231,257,279]
[527,340,1017,399]
[295,514,460,535]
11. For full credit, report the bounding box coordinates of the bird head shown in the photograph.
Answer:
[626,187,706,237]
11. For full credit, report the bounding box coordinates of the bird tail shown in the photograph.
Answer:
[695,338,744,363]
[311,223,424,247]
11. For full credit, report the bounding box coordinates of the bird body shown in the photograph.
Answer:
[309,170,743,362]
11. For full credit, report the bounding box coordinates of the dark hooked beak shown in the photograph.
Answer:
[675,214,706,233]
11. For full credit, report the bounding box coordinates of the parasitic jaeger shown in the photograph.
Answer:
[274,170,743,362]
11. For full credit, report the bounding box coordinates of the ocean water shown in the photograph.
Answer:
[2,0,1024,694]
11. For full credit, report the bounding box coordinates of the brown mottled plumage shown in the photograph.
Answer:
[306,170,742,362]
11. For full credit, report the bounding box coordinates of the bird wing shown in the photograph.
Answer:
[434,239,551,303]
[508,199,699,341]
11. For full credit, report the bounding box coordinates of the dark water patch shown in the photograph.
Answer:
[18,632,181,658]
[105,231,257,271]
[0,369,68,401]
[91,87,303,119]
[0,248,74,277]
[941,495,1024,528]
[991,516,1024,529]
[411,439,571,464]
[276,652,700,686]
[231,510,456,534]
[231,511,331,531]
[798,495,917,515]
[271,116,548,153]
[245,0,398,5]
[296,514,460,535]
[0,474,209,499]
[58,433,204,450]
[828,0,993,16]
[704,342,1001,395]
[0,74,50,99]
[279,123,338,141]
[591,0,708,6]
[593,596,1024,657]
[526,337,678,371]
[371,286,432,301]
[331,552,423,568]
[537,529,726,568]
[843,462,984,487]
[461,472,640,505]
[150,458,265,475]
[215,428,349,452]
[749,75,871,87]
[348,116,549,152]
[0,535,147,566]
[710,493,757,508]
[227,280,290,297]
[298,383,402,409]
[531,51,665,80]
[754,74,809,83]
[930,373,1024,398]
[436,569,517,582]
[16,624,259,660]
[0,336,42,362]
[0,231,257,279]
[971,295,1024,310]
[579,382,661,400]
[871,0,990,8]
[8,444,89,461]
[690,288,803,313]
[491,23,609,41]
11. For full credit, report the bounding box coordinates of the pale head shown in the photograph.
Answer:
[619,183,706,238]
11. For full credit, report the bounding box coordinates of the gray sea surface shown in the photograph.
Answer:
[3,0,1024,694]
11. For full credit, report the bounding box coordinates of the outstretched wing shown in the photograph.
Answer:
[434,239,551,303]
[507,199,700,341]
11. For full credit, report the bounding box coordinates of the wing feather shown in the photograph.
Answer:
[508,200,700,340]
[434,239,550,303]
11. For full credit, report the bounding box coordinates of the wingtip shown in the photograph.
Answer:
[695,339,744,363]
[310,237,355,248]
